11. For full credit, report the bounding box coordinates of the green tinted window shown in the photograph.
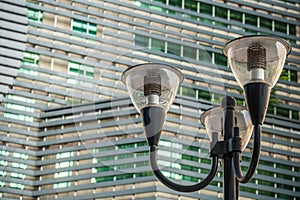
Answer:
[72,18,97,35]
[275,21,287,33]
[136,171,153,177]
[151,38,165,52]
[198,90,211,101]
[182,154,198,162]
[135,34,149,47]
[97,166,114,172]
[260,17,272,30]
[118,143,134,149]
[240,186,256,194]
[96,176,113,182]
[154,0,166,3]
[245,14,257,26]
[27,8,43,23]
[182,145,198,152]
[68,62,94,78]
[182,175,198,182]
[230,10,242,22]
[181,86,196,98]
[289,24,296,35]
[215,53,227,66]
[258,190,275,197]
[136,141,147,147]
[215,7,227,19]
[199,49,212,63]
[181,164,198,172]
[292,110,299,120]
[215,7,227,27]
[277,107,289,118]
[169,0,182,7]
[183,45,197,59]
[200,3,212,15]
[167,42,181,56]
[185,0,197,12]
[116,173,133,180]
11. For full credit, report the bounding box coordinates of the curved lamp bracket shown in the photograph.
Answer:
[232,124,262,183]
[150,145,218,192]
[141,105,218,192]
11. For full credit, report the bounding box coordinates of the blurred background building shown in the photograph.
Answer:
[0,0,299,199]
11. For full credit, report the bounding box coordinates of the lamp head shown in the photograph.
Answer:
[223,35,291,88]
[223,36,291,124]
[122,63,183,146]
[121,63,183,113]
[201,106,253,151]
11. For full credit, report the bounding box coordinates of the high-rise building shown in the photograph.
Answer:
[0,0,299,199]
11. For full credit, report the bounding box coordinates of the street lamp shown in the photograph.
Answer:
[121,35,291,199]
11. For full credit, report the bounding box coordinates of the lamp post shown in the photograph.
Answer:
[121,35,291,199]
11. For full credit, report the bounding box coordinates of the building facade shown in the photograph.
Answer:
[0,0,299,199]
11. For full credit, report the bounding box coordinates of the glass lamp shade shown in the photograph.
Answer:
[121,63,183,113]
[223,35,291,88]
[200,106,253,151]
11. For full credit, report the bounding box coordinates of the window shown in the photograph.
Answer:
[151,38,165,52]
[135,34,149,48]
[96,166,114,172]
[245,14,257,26]
[260,17,272,30]
[275,21,287,33]
[198,89,211,101]
[116,173,133,180]
[215,7,228,27]
[138,0,167,12]
[20,52,39,76]
[245,14,258,33]
[183,45,197,59]
[94,176,113,183]
[54,182,71,189]
[169,0,182,7]
[199,49,212,63]
[71,17,97,36]
[280,68,298,82]
[215,7,227,19]
[92,146,115,183]
[200,3,212,15]
[289,24,296,35]
[200,3,212,23]
[167,42,181,56]
[4,95,35,122]
[9,152,27,190]
[181,86,196,98]
[0,150,8,188]
[27,7,43,23]
[214,53,227,66]
[136,171,153,178]
[67,61,95,87]
[118,143,134,149]
[54,152,73,189]
[230,10,242,22]
[184,0,197,12]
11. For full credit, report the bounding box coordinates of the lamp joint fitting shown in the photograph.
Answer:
[210,137,242,157]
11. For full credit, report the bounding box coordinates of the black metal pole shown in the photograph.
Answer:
[222,97,237,200]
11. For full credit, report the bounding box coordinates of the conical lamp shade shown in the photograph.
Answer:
[121,63,183,113]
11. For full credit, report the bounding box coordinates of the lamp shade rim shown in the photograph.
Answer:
[222,35,292,57]
[121,63,184,84]
[200,106,248,126]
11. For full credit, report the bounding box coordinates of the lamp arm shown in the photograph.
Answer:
[149,145,218,192]
[233,124,262,183]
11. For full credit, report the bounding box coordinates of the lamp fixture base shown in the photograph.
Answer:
[142,106,165,146]
[244,82,271,125]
